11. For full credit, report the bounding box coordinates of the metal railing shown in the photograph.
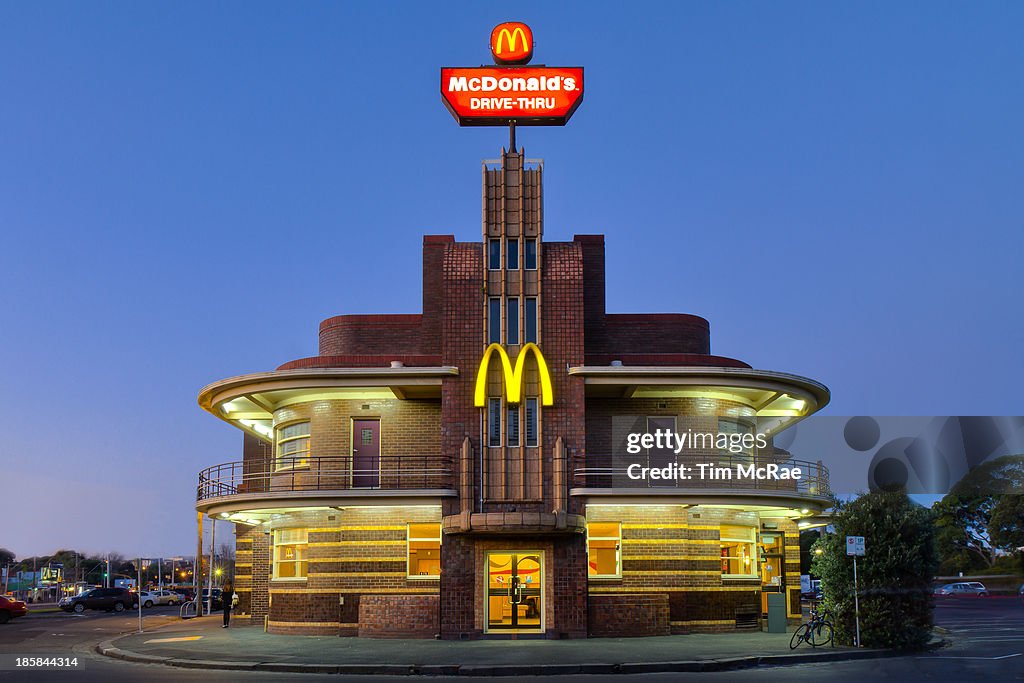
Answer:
[196,455,453,503]
[572,454,831,498]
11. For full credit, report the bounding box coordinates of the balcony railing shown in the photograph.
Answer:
[196,455,453,503]
[572,454,831,499]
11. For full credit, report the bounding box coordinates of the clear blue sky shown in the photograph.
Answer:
[1,2,1021,559]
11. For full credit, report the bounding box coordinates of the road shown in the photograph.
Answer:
[0,597,1020,681]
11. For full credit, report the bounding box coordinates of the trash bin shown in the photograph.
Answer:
[766,593,788,633]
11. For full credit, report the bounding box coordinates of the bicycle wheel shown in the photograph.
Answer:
[808,620,834,647]
[790,623,811,650]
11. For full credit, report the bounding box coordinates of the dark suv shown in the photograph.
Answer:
[58,587,137,613]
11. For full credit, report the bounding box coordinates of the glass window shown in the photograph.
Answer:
[506,238,519,270]
[506,298,519,345]
[275,422,310,471]
[488,298,501,344]
[488,239,501,270]
[587,522,621,577]
[759,533,784,586]
[524,239,537,270]
[507,404,520,447]
[720,525,758,577]
[407,523,441,578]
[488,398,502,447]
[525,398,538,447]
[273,529,308,580]
[524,298,537,343]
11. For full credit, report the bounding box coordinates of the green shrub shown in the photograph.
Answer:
[811,490,937,650]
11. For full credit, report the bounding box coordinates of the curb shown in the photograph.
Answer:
[95,634,950,676]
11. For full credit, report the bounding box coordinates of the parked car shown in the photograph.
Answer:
[200,588,222,610]
[138,591,160,608]
[0,595,29,623]
[168,587,195,602]
[935,582,989,597]
[1018,583,1023,600]
[58,587,138,613]
[148,590,181,606]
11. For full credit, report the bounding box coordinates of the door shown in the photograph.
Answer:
[486,552,543,632]
[352,419,380,488]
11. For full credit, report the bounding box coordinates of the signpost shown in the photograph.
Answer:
[846,536,865,647]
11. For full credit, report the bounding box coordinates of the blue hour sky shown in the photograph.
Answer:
[1,2,1021,559]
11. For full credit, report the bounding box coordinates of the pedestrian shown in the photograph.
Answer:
[221,579,234,628]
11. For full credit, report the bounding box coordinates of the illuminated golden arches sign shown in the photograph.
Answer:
[474,343,554,407]
[490,22,533,65]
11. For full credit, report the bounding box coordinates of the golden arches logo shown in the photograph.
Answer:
[474,343,553,407]
[490,22,533,65]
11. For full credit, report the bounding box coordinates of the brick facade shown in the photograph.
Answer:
[208,145,827,640]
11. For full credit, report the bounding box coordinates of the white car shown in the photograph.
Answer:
[138,590,175,608]
[149,590,181,606]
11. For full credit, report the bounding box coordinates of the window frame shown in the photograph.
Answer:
[506,238,519,270]
[586,522,622,579]
[524,297,538,343]
[524,238,538,270]
[488,397,502,448]
[406,522,442,579]
[488,239,501,270]
[274,421,311,472]
[488,298,502,344]
[525,397,539,448]
[719,525,759,579]
[507,403,521,447]
[506,297,520,345]
[271,528,308,581]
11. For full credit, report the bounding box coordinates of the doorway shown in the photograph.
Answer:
[485,551,543,633]
[351,418,380,488]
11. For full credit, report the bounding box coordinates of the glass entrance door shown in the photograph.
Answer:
[486,552,543,632]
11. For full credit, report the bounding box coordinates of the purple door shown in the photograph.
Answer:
[352,419,381,488]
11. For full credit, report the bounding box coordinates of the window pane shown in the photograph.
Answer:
[279,422,310,440]
[488,398,502,447]
[588,522,619,538]
[488,298,501,344]
[525,239,537,270]
[408,523,440,540]
[506,239,519,270]
[720,540,755,575]
[524,298,537,343]
[525,398,538,447]
[488,239,501,270]
[507,404,520,447]
[721,525,755,541]
[588,540,619,576]
[506,298,519,345]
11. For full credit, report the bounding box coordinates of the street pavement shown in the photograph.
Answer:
[0,596,1020,681]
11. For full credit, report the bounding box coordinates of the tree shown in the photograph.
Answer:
[0,548,14,566]
[811,490,937,650]
[933,455,1024,571]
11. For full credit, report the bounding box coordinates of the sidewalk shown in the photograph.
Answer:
[97,616,944,675]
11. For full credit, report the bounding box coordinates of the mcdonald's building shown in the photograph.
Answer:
[194,142,832,639]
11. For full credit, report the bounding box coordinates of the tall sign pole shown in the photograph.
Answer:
[847,536,865,647]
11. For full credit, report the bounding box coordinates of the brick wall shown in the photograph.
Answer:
[318,314,432,356]
[358,595,440,638]
[588,594,670,637]
[586,505,763,633]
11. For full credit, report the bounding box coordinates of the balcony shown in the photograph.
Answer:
[571,454,831,512]
[195,455,456,516]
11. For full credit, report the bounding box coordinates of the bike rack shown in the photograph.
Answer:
[180,598,198,620]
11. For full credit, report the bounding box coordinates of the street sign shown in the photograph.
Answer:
[846,536,865,556]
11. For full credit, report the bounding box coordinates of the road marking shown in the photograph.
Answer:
[144,636,204,644]
[923,653,1023,660]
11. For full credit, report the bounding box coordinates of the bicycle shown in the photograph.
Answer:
[789,604,834,649]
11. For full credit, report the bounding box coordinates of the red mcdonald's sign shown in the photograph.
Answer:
[440,22,584,127]
[490,22,533,65]
[440,66,584,127]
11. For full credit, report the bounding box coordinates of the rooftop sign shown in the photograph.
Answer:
[441,23,584,127]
